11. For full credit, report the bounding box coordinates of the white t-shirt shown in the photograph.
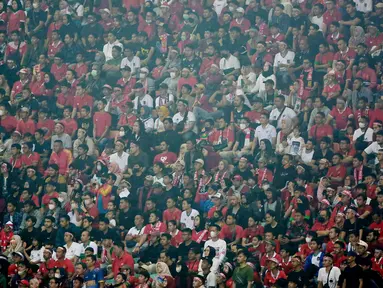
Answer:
[255,124,277,144]
[219,55,240,73]
[204,239,227,265]
[318,266,341,288]
[180,209,199,229]
[133,94,154,110]
[269,106,297,129]
[155,94,175,108]
[110,151,129,171]
[64,242,82,260]
[30,248,43,263]
[173,111,198,133]
[120,56,141,74]
[274,51,295,71]
[80,241,98,255]
[364,141,383,164]
[353,128,374,142]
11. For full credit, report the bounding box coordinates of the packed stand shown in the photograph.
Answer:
[1,0,383,287]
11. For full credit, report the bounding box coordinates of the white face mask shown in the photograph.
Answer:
[239,123,246,130]
[210,231,217,238]
[140,73,146,79]
[71,203,78,209]
[170,72,176,79]
[0,110,4,116]
[176,266,182,273]
[305,237,312,243]
[359,122,366,128]
[54,273,61,279]
[229,6,234,11]
[32,3,39,8]
[18,270,25,275]
[97,164,102,171]
[48,204,55,210]
[91,70,98,77]
[119,131,125,137]
[84,199,92,205]
[146,19,152,24]
[58,197,64,203]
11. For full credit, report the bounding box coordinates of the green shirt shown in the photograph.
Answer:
[232,264,253,288]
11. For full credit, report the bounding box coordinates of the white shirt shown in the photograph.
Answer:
[103,41,123,61]
[318,266,341,288]
[127,226,145,237]
[68,211,82,227]
[120,56,141,74]
[64,242,82,260]
[364,141,383,164]
[133,94,154,110]
[300,148,314,164]
[310,15,325,31]
[353,127,374,142]
[219,55,240,73]
[155,94,175,108]
[354,0,372,12]
[173,111,198,133]
[270,106,297,129]
[30,248,43,263]
[110,151,129,171]
[180,209,199,229]
[80,241,98,255]
[204,239,227,265]
[274,51,295,71]
[255,124,277,144]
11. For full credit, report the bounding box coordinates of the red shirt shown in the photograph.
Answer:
[264,269,286,287]
[177,77,197,91]
[20,152,42,173]
[242,226,264,243]
[48,149,73,175]
[199,56,220,75]
[37,119,56,138]
[315,52,335,68]
[356,67,377,89]
[365,34,383,49]
[170,230,183,247]
[16,119,36,135]
[230,18,251,33]
[210,127,235,145]
[74,63,88,78]
[325,239,339,253]
[370,109,383,127]
[219,225,244,242]
[207,206,228,219]
[118,114,137,128]
[42,192,59,206]
[280,257,293,274]
[57,92,74,107]
[246,109,269,124]
[93,112,112,138]
[334,48,356,67]
[73,94,94,110]
[0,115,17,133]
[11,79,30,97]
[192,229,208,244]
[309,124,333,142]
[327,32,344,46]
[38,259,56,276]
[153,152,178,165]
[143,222,167,241]
[50,63,68,82]
[111,252,135,276]
[117,77,137,96]
[330,107,353,130]
[48,41,64,58]
[327,165,346,186]
[323,9,342,25]
[369,222,383,238]
[162,208,182,223]
[54,258,75,274]
[60,119,78,136]
[7,10,26,34]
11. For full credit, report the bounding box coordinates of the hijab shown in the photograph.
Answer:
[262,62,274,78]
[349,26,366,48]
[140,106,152,121]
[158,106,169,121]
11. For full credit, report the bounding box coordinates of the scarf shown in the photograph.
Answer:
[214,170,228,182]
[354,165,363,183]
[262,62,273,78]
[302,67,313,89]
[243,128,252,148]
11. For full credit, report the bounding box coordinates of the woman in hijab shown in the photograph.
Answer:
[252,61,276,96]
[201,146,222,172]
[154,106,169,133]
[139,106,154,133]
[59,14,78,42]
[199,246,219,272]
[349,26,366,49]
[4,235,23,262]
[213,160,231,182]
[155,262,176,288]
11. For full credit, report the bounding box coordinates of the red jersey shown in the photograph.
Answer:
[334,48,356,67]
[210,127,235,145]
[60,119,78,136]
[93,112,112,138]
[153,152,178,166]
[192,229,208,244]
[356,67,377,89]
[57,92,74,107]
[118,114,137,128]
[0,115,17,133]
[369,221,383,238]
[220,225,244,242]
[365,34,383,49]
[280,257,293,274]
[37,119,56,138]
[199,56,220,75]
[111,251,135,276]
[207,206,228,219]
[42,192,59,207]
[38,259,56,276]
[73,94,94,111]
[309,124,333,142]
[264,270,287,287]
[48,41,64,58]
[74,63,88,78]
[260,252,282,268]
[7,10,26,34]
[11,79,30,98]
[16,119,36,135]
[229,18,251,33]
[117,77,137,96]
[48,149,73,175]
[162,208,182,223]
[20,152,42,173]
[177,77,198,92]
[170,230,183,247]
[323,9,342,25]
[5,41,27,59]
[50,63,68,82]
[242,226,264,243]
[143,222,167,241]
[327,165,347,186]
[54,258,75,273]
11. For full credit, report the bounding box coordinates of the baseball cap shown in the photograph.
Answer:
[232,175,243,181]
[357,240,368,248]
[141,67,149,74]
[236,7,245,13]
[12,251,24,260]
[267,257,280,265]
[211,192,223,199]
[195,159,204,166]
[100,8,111,14]
[341,190,352,198]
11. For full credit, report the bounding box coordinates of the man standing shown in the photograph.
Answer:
[317,254,341,288]
[232,250,254,288]
[84,255,104,288]
[342,251,363,288]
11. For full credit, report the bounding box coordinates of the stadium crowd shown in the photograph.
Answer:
[1,0,383,287]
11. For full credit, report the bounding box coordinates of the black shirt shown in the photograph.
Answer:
[20,228,38,247]
[287,269,309,288]
[343,264,364,288]
[273,165,297,189]
[178,240,200,261]
[181,56,203,75]
[118,207,139,230]
[264,223,285,238]
[40,228,57,245]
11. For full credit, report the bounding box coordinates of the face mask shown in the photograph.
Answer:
[210,231,217,238]
[58,197,64,203]
[84,199,92,205]
[97,164,102,171]
[48,204,55,210]
[145,19,152,24]
[95,55,102,62]
[119,131,125,137]
[170,72,176,79]
[183,14,189,20]
[32,3,39,8]
[359,122,366,128]
[91,70,98,77]
[240,123,246,130]
[71,203,78,209]
[317,216,325,223]
[305,237,312,243]
[0,110,4,116]
[229,6,234,11]
[140,73,146,79]
[54,273,61,279]
[176,266,182,273]
[18,270,25,276]
[181,35,187,41]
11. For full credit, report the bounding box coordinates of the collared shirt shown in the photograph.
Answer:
[110,151,129,171]
[254,124,277,144]
[103,41,123,61]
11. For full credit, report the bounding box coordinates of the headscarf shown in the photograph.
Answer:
[9,235,22,253]
[140,106,152,121]
[158,106,169,121]
[262,62,274,78]
[349,26,366,48]
[9,0,22,12]
[156,262,172,276]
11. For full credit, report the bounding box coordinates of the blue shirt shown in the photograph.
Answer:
[84,268,104,288]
